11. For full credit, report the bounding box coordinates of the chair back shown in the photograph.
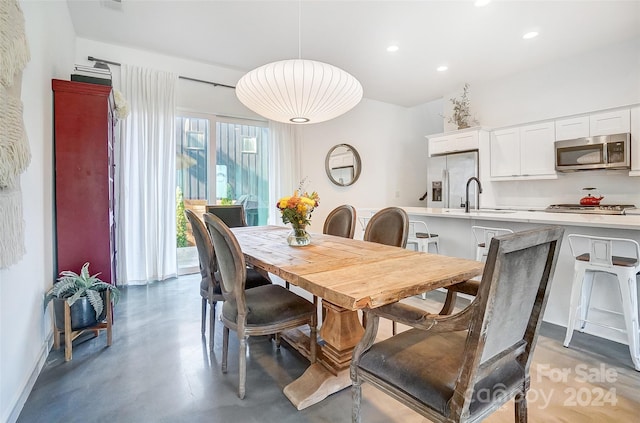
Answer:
[363,207,409,248]
[455,226,564,410]
[323,205,357,238]
[206,204,247,228]
[184,209,215,288]
[568,234,640,269]
[204,213,248,309]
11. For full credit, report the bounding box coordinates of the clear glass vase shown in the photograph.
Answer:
[287,224,311,246]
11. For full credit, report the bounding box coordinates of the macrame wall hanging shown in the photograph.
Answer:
[0,0,31,268]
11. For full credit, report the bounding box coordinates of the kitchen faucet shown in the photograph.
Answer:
[465,177,483,213]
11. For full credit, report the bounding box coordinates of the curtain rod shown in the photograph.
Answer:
[87,56,236,89]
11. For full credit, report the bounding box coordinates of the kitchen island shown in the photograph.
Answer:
[357,206,640,352]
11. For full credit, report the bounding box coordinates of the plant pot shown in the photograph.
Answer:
[53,296,106,331]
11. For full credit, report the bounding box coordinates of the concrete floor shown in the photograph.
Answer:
[17,275,640,422]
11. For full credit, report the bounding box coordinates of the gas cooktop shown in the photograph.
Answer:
[545,204,637,215]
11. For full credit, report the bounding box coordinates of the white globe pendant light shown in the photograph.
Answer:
[236,59,363,124]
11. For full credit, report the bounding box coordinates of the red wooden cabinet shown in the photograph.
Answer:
[52,79,116,284]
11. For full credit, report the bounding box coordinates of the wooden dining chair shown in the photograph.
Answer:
[323,204,357,239]
[363,207,409,334]
[185,209,270,352]
[351,226,564,423]
[206,213,318,399]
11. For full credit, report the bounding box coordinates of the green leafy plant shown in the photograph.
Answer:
[44,262,120,320]
[176,186,188,247]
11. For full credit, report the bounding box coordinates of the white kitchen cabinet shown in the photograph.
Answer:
[490,122,556,180]
[590,109,630,136]
[521,122,556,176]
[427,128,484,157]
[490,128,520,177]
[555,115,589,141]
[631,106,640,176]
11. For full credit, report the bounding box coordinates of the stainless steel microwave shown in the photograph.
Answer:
[555,133,630,172]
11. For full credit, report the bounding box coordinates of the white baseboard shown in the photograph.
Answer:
[4,334,52,423]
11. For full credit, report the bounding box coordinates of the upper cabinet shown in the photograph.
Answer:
[556,108,630,140]
[426,128,486,157]
[490,121,556,180]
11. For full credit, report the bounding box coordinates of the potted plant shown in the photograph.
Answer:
[44,262,120,330]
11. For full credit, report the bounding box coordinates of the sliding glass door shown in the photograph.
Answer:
[175,113,269,273]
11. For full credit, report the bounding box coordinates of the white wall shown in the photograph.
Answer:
[75,38,257,119]
[441,37,640,209]
[0,2,76,422]
[299,98,445,234]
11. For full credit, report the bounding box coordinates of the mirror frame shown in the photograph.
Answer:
[325,143,362,187]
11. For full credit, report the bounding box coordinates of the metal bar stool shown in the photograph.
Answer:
[407,220,439,254]
[472,225,514,262]
[563,234,640,371]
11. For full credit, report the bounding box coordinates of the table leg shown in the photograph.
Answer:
[283,300,364,410]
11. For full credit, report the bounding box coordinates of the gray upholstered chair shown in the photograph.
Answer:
[363,207,409,334]
[205,204,247,228]
[184,209,269,352]
[323,204,357,239]
[351,226,564,423]
[206,213,318,399]
[363,207,408,248]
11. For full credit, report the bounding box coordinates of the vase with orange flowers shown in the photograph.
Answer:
[276,184,320,247]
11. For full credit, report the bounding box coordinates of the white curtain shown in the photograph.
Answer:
[116,65,178,284]
[268,121,301,225]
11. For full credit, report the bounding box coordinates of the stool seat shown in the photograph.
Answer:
[564,234,640,371]
[415,232,438,239]
[576,253,638,267]
[407,221,439,254]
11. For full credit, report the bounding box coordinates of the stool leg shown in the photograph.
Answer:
[475,246,483,262]
[579,271,596,331]
[564,266,586,347]
[618,271,640,371]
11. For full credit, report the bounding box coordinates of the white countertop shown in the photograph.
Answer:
[390,207,640,230]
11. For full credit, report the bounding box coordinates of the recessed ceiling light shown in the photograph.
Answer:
[387,45,399,52]
[474,0,491,7]
[523,31,539,40]
[437,65,448,72]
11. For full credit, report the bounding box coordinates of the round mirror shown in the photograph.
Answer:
[325,143,361,186]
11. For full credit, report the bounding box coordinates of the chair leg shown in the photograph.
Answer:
[64,301,72,362]
[392,321,397,336]
[106,294,113,347]
[274,333,281,348]
[209,301,216,352]
[352,379,363,423]
[238,335,247,399]
[564,266,586,347]
[222,326,229,373]
[514,392,528,423]
[201,297,207,335]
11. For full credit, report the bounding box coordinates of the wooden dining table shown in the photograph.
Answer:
[231,225,484,410]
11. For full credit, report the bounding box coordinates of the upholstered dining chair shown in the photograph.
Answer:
[351,225,564,423]
[205,204,247,228]
[323,204,357,239]
[184,209,270,352]
[363,207,409,334]
[206,213,318,399]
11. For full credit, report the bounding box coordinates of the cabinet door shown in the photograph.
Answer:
[590,109,630,136]
[555,116,589,140]
[520,122,556,176]
[490,128,520,177]
[428,135,451,157]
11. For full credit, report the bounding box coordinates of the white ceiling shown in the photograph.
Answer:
[66,0,640,107]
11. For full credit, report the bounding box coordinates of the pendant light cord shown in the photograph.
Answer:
[298,0,302,59]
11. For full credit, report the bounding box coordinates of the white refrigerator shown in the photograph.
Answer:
[425,151,479,209]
